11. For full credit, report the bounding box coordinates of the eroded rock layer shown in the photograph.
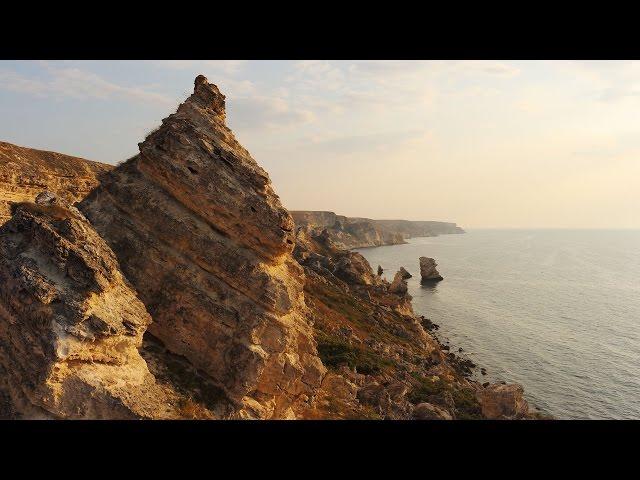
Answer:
[0,193,180,419]
[79,76,325,419]
[0,141,112,224]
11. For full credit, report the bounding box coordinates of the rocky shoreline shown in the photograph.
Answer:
[0,76,540,420]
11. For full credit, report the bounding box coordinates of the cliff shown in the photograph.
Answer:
[0,141,112,224]
[78,76,324,419]
[0,76,539,420]
[291,211,464,249]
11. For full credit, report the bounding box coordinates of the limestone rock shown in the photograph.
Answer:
[389,270,409,295]
[419,256,443,283]
[399,266,412,279]
[476,383,531,419]
[79,76,325,418]
[412,402,453,420]
[291,211,464,249]
[0,141,112,225]
[0,194,178,419]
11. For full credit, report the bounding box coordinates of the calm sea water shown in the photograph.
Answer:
[356,230,640,419]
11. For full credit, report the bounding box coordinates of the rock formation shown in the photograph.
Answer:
[292,211,464,249]
[476,383,531,419]
[389,270,409,295]
[399,266,412,279]
[372,219,464,237]
[0,192,181,419]
[420,256,444,283]
[79,75,324,419]
[0,141,112,224]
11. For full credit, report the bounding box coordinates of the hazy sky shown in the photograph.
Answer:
[1,60,639,229]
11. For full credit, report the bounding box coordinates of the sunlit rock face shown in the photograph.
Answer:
[0,193,179,419]
[0,141,112,225]
[79,76,325,419]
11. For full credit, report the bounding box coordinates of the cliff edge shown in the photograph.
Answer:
[292,211,464,249]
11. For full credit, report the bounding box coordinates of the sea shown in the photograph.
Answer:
[355,229,640,419]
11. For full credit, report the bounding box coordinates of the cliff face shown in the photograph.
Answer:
[291,211,464,250]
[79,76,324,419]
[0,141,112,224]
[372,219,465,237]
[0,193,182,419]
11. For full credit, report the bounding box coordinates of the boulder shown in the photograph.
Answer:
[412,402,453,420]
[419,256,443,283]
[476,383,531,419]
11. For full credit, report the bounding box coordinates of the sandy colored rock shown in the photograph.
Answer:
[291,211,464,249]
[389,270,409,295]
[0,141,112,225]
[412,402,453,420]
[419,256,444,283]
[79,76,325,418]
[476,383,531,419]
[399,266,412,279]
[0,193,179,419]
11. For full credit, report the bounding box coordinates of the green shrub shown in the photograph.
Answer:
[407,376,446,404]
[451,387,483,420]
[316,332,391,375]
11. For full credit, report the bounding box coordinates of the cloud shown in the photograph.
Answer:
[298,129,425,155]
[287,60,346,90]
[155,60,248,75]
[0,66,173,105]
[228,95,315,130]
[460,61,521,77]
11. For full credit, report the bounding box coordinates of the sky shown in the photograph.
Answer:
[1,60,639,229]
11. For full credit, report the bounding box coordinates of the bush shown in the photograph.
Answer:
[316,332,391,375]
[407,376,446,404]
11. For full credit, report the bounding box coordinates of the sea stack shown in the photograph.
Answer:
[389,269,409,295]
[419,256,443,283]
[399,266,412,279]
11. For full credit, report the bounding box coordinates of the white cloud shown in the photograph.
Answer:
[228,95,316,130]
[0,66,173,105]
[155,60,248,75]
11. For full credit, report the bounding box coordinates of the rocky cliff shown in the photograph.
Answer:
[0,141,112,224]
[0,193,185,419]
[0,76,539,420]
[293,227,537,419]
[78,76,324,419]
[291,211,464,249]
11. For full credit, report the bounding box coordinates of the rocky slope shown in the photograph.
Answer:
[291,211,464,249]
[0,141,112,224]
[0,76,540,420]
[293,228,538,419]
